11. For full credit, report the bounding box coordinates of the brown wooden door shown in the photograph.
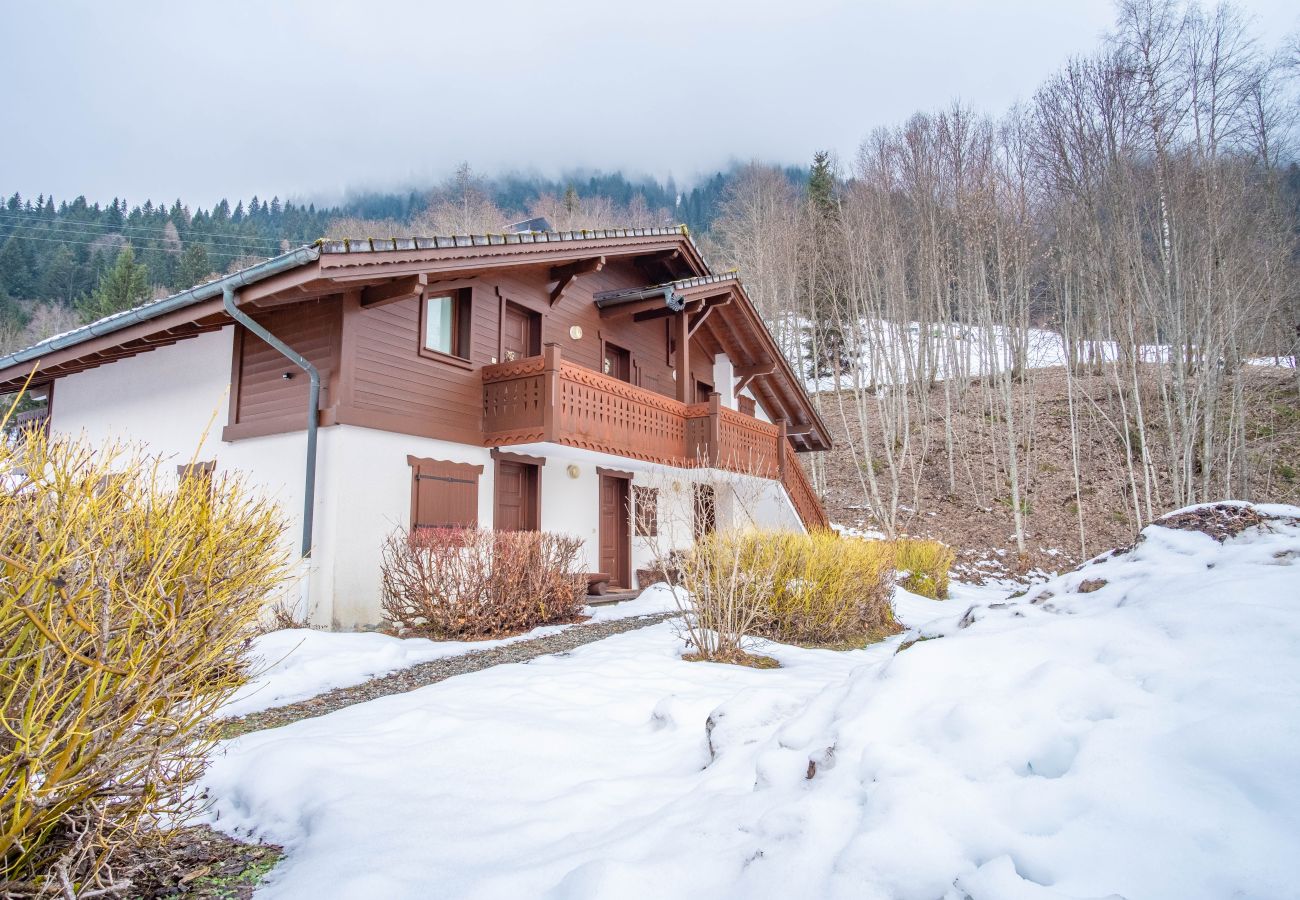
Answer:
[695,380,713,402]
[496,461,538,531]
[598,475,630,587]
[603,343,631,382]
[502,302,540,362]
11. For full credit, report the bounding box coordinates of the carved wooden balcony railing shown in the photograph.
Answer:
[482,344,829,530]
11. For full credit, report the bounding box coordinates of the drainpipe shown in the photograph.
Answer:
[222,284,319,559]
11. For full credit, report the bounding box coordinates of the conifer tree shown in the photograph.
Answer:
[177,243,211,288]
[78,245,150,322]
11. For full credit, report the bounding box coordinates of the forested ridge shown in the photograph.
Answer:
[0,166,777,352]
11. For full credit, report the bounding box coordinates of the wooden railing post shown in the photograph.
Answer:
[542,343,561,443]
[705,392,723,467]
[777,419,788,481]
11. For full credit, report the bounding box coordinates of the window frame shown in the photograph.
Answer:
[633,485,658,537]
[418,287,474,368]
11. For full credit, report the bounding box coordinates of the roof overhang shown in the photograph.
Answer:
[0,227,708,392]
[596,274,831,452]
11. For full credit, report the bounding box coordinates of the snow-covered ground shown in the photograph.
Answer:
[790,317,1296,393]
[221,584,683,718]
[203,505,1300,899]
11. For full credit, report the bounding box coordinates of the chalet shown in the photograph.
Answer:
[0,227,831,627]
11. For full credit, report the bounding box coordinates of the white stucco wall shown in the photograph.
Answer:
[45,330,807,628]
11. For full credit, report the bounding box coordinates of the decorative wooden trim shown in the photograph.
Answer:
[595,466,634,480]
[406,454,484,475]
[491,448,547,466]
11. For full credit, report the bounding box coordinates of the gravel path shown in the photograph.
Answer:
[220,612,677,739]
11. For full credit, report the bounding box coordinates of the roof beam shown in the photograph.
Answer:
[633,298,706,324]
[687,296,731,338]
[361,273,426,308]
[549,256,605,307]
[598,295,664,319]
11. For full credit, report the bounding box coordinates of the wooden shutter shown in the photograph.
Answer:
[408,455,483,531]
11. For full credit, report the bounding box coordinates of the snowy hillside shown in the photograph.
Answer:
[202,503,1300,900]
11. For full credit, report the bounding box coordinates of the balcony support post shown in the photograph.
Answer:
[542,342,561,443]
[706,391,722,468]
[777,419,788,482]
[675,308,691,403]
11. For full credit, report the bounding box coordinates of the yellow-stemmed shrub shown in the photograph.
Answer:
[894,538,956,599]
[679,530,898,655]
[757,530,897,645]
[0,428,289,892]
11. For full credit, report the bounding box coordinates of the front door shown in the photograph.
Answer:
[598,474,630,588]
[502,302,540,362]
[496,460,539,531]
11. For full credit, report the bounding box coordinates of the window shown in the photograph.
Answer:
[633,485,658,537]
[408,455,484,531]
[693,483,716,539]
[177,459,216,491]
[420,289,472,361]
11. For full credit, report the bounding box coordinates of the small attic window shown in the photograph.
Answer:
[420,288,472,362]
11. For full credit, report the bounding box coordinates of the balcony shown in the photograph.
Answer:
[481,345,828,529]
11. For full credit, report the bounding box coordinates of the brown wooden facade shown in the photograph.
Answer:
[0,229,831,529]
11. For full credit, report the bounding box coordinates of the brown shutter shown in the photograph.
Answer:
[408,455,483,531]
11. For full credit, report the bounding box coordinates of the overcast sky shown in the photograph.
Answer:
[3,0,1296,208]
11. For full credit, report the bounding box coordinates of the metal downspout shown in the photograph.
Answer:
[221,284,319,559]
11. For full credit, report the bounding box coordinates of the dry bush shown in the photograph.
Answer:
[379,528,586,639]
[0,430,289,895]
[894,538,956,599]
[679,530,899,655]
[676,532,781,661]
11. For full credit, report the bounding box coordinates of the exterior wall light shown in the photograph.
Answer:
[567,464,580,479]
[569,325,583,340]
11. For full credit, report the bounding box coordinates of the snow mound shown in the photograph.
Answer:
[702,501,1300,900]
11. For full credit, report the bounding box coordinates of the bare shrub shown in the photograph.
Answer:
[894,538,957,599]
[0,430,289,893]
[676,531,780,662]
[379,528,586,639]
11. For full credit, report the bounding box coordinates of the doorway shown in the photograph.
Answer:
[501,301,541,363]
[495,460,539,531]
[598,472,631,588]
[603,342,631,382]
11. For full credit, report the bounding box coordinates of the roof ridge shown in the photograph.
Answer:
[318,225,691,254]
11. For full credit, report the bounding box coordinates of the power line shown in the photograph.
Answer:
[0,223,290,256]
[0,209,299,248]
[0,232,281,259]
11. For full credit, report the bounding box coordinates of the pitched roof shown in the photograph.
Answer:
[0,227,702,375]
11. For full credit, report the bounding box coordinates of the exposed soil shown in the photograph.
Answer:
[62,827,282,900]
[221,611,676,738]
[813,367,1299,582]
